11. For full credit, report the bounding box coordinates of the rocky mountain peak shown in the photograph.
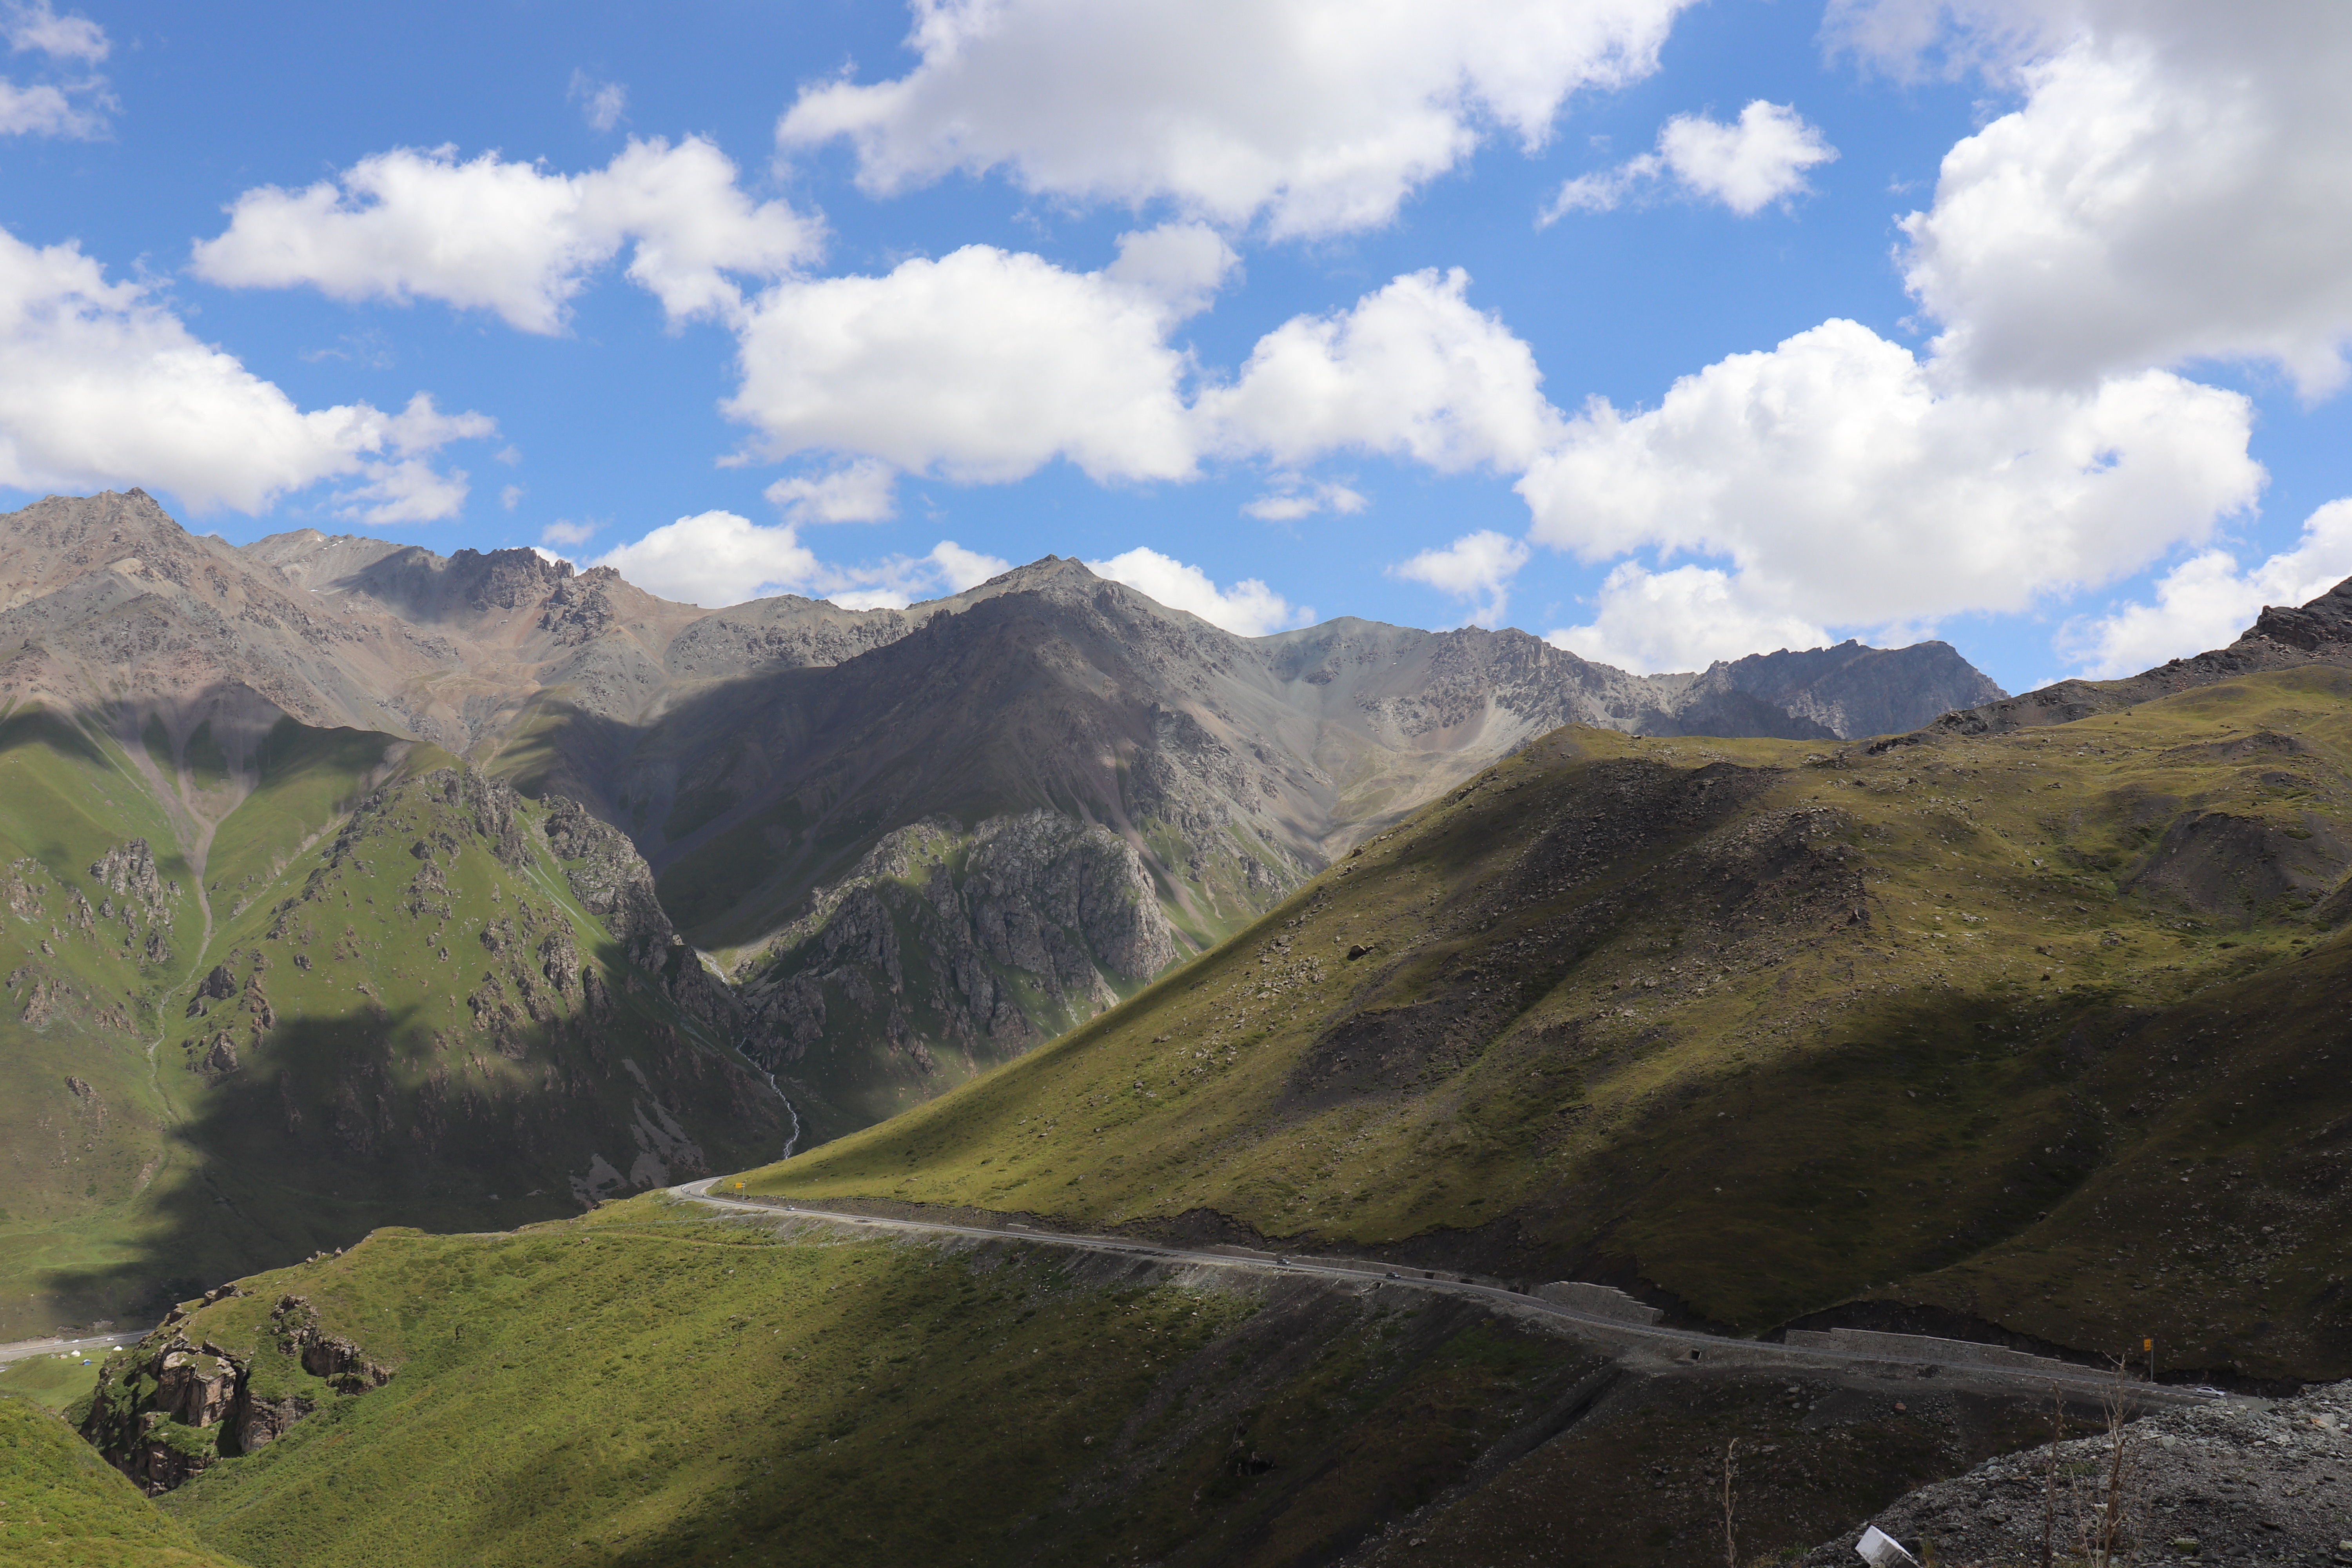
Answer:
[0,488,225,613]
[965,554,1097,597]
[2246,575,2352,653]
[446,546,574,611]
[321,542,576,625]
[1922,570,2352,740]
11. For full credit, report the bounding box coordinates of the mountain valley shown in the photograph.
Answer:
[24,487,2352,1568]
[750,658,2352,1383]
[0,486,2005,1341]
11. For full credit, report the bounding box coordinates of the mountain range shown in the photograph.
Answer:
[40,567,2352,1567]
[11,486,2352,1566]
[0,490,2002,1157]
[741,557,2352,1383]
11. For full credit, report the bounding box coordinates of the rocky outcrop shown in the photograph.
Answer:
[85,838,177,966]
[78,1289,392,1495]
[270,1293,394,1394]
[89,838,175,918]
[744,809,1176,1074]
[1918,573,2352,742]
[185,964,236,1015]
[1805,1381,2352,1568]
[540,793,759,1048]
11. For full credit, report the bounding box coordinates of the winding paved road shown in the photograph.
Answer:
[672,1180,2220,1410]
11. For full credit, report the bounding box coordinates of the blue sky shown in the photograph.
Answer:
[2,0,2348,697]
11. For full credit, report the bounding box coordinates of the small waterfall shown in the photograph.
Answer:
[742,1037,803,1159]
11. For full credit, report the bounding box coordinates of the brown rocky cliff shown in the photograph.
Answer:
[77,1289,391,1495]
[540,792,762,1049]
[742,810,1176,1127]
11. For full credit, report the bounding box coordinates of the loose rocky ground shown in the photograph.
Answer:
[1809,1383,2352,1568]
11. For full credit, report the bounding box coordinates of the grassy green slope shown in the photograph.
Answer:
[0,1396,246,1568]
[101,1199,2054,1568]
[197,722,402,925]
[71,762,787,1326]
[744,668,2352,1381]
[2,706,786,1339]
[0,704,206,1340]
[0,1351,105,1413]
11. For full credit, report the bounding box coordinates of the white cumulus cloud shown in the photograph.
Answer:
[1242,477,1366,522]
[927,540,1012,593]
[0,226,490,520]
[824,539,1015,609]
[727,251,1553,498]
[1388,530,1530,627]
[778,0,1695,238]
[1199,268,1563,473]
[1086,546,1309,636]
[592,510,818,606]
[762,456,898,524]
[1547,563,1833,674]
[764,458,898,523]
[1513,1,2340,670]
[1517,318,2263,633]
[1543,100,1837,219]
[726,241,1201,485]
[0,76,86,135]
[2062,500,2352,677]
[591,509,1009,610]
[541,519,598,548]
[1657,102,1839,214]
[193,137,821,334]
[1832,0,2352,396]
[1102,221,1239,321]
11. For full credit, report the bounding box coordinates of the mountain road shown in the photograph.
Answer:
[672,1179,2223,1412]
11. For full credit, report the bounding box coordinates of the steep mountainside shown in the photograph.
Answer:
[0,697,786,1341]
[737,810,1180,1134]
[519,565,1998,1141]
[746,639,2352,1385]
[2,491,2003,1148]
